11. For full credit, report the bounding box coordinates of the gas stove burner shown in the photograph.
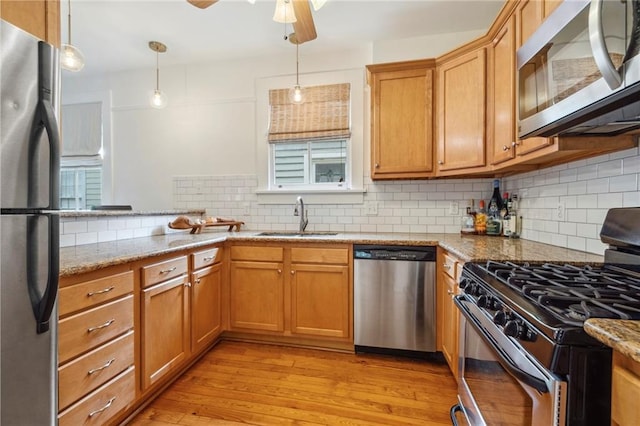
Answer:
[566,303,614,321]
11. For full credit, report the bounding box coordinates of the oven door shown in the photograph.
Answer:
[454,296,567,426]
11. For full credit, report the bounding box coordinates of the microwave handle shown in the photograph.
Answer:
[589,0,624,90]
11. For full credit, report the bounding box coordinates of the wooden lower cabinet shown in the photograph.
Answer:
[141,273,190,390]
[57,266,135,424]
[290,263,350,339]
[228,243,352,343]
[229,260,285,332]
[611,351,640,426]
[437,248,461,381]
[191,262,223,353]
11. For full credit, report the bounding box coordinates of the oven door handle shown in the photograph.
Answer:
[455,297,549,394]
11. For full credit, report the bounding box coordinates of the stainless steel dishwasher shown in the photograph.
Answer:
[354,245,437,356]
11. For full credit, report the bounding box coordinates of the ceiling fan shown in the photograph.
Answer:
[186,0,318,44]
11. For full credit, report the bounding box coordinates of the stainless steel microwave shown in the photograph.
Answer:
[517,0,640,138]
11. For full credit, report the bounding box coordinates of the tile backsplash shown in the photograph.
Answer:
[173,176,493,234]
[504,147,640,255]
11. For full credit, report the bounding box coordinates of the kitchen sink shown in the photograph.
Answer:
[256,231,339,237]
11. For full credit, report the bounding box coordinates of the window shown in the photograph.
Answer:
[273,139,347,187]
[60,102,103,210]
[268,83,350,190]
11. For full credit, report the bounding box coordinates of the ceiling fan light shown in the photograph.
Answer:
[273,0,297,23]
[60,43,85,72]
[310,0,327,11]
[150,89,168,109]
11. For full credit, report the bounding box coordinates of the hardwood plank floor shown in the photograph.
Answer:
[129,341,458,425]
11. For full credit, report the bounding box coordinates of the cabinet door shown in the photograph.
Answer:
[191,263,222,353]
[290,264,350,339]
[515,0,554,155]
[370,66,434,179]
[437,49,487,172]
[0,0,60,45]
[490,16,517,165]
[229,261,284,333]
[141,274,190,390]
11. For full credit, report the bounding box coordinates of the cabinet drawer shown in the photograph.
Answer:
[58,331,134,411]
[142,256,188,288]
[59,295,134,364]
[192,247,222,270]
[58,367,135,426]
[441,252,458,280]
[291,247,349,265]
[59,271,133,317]
[231,246,283,262]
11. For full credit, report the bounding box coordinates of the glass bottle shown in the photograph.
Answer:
[488,179,503,219]
[461,199,477,234]
[475,200,487,234]
[502,192,512,237]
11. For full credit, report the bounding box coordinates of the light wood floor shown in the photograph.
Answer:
[129,341,458,425]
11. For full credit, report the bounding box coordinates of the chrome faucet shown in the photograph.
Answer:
[293,196,308,233]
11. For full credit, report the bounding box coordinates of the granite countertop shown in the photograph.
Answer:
[60,229,604,277]
[584,319,640,363]
[59,209,205,218]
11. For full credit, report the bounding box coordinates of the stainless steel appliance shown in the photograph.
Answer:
[518,0,640,137]
[451,207,640,425]
[353,245,436,355]
[1,20,60,425]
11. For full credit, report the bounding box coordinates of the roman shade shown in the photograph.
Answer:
[268,83,351,143]
[61,102,103,167]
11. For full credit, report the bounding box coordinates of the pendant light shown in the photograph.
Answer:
[149,41,168,109]
[60,0,85,72]
[273,0,297,23]
[289,41,304,104]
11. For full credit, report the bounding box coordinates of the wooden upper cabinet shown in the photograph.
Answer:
[436,48,487,173]
[367,60,435,180]
[489,15,517,166]
[0,0,60,45]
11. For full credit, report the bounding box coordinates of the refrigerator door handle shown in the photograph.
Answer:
[27,214,59,334]
[28,41,60,210]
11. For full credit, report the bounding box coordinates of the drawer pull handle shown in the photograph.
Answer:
[202,256,215,261]
[159,266,177,274]
[87,286,115,297]
[87,319,115,333]
[88,396,116,417]
[443,264,451,270]
[88,358,115,375]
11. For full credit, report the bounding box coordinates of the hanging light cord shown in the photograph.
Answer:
[156,51,160,91]
[67,0,72,45]
[295,42,300,85]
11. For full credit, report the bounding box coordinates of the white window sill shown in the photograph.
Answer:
[256,188,366,205]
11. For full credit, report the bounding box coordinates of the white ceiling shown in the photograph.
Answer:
[62,0,504,77]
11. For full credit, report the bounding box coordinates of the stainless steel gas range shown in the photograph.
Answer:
[452,207,640,426]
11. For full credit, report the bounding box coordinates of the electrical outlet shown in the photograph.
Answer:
[556,201,566,221]
[365,201,378,216]
[242,202,251,216]
[449,202,459,215]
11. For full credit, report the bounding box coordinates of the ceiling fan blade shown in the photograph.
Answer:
[187,0,219,9]
[291,0,317,44]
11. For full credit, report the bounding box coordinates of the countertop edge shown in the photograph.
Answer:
[584,319,640,363]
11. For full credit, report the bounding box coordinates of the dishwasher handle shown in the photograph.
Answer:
[353,245,436,261]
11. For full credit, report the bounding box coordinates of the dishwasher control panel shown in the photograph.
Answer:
[353,245,436,261]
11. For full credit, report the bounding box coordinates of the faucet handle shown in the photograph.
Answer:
[293,206,299,216]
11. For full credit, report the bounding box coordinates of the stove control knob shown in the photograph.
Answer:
[477,295,491,308]
[459,278,470,291]
[504,320,524,339]
[493,310,508,326]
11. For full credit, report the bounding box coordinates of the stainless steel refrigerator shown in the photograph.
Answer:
[1,20,60,425]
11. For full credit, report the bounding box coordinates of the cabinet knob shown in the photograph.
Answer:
[374,163,380,168]
[277,269,282,274]
[502,145,511,151]
[447,290,454,295]
[512,141,518,147]
[442,263,451,270]
[438,160,444,165]
[290,270,295,275]
[195,278,201,284]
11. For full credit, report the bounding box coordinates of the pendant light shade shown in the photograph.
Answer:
[273,0,297,23]
[149,41,168,109]
[61,0,85,72]
[288,42,304,104]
